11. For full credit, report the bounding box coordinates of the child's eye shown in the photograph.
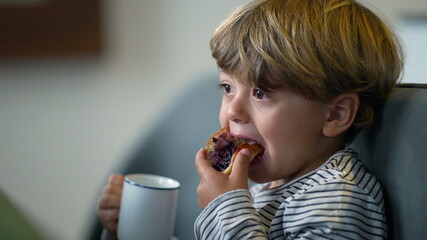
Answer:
[218,83,233,94]
[253,88,270,100]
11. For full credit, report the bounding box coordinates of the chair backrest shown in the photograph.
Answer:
[349,84,427,239]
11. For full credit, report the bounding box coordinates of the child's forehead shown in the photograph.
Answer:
[219,70,245,80]
[219,69,258,86]
[219,69,245,81]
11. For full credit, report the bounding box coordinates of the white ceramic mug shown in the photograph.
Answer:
[118,173,180,240]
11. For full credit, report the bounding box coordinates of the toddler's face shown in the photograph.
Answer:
[218,71,333,184]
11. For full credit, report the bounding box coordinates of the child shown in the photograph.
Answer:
[98,0,402,239]
[194,0,402,239]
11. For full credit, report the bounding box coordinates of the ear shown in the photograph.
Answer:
[322,93,359,137]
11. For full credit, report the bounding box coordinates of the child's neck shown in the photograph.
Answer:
[268,142,344,189]
[269,179,287,189]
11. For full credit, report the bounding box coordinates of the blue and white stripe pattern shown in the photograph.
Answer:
[194,150,386,239]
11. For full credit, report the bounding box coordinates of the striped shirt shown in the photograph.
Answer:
[194,150,387,239]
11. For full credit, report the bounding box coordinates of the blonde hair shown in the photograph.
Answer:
[210,0,403,141]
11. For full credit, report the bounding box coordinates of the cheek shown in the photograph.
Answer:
[264,107,327,154]
[264,123,288,152]
[261,112,305,153]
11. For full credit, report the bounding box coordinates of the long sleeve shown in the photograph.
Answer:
[194,189,267,240]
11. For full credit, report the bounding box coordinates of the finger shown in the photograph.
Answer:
[98,194,121,209]
[230,148,251,181]
[108,174,124,187]
[103,183,123,196]
[195,148,218,178]
[98,208,120,230]
[99,208,120,223]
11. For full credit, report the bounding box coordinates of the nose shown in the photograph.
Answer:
[226,95,250,124]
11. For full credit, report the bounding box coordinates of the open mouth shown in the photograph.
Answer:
[244,140,264,157]
[252,148,265,160]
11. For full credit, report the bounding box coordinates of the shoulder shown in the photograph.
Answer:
[289,175,384,216]
[280,156,387,238]
[279,151,387,237]
[282,184,387,239]
[295,150,384,206]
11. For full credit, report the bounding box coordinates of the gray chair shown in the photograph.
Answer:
[349,84,427,240]
[89,78,427,239]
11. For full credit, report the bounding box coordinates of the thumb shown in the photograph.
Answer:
[230,148,251,182]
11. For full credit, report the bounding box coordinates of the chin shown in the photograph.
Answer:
[248,169,272,184]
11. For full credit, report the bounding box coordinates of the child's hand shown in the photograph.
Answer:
[195,148,251,209]
[97,174,124,237]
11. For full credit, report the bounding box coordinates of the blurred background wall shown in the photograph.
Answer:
[0,0,426,239]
